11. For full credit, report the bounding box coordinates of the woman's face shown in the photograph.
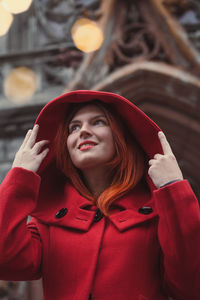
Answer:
[67,104,115,170]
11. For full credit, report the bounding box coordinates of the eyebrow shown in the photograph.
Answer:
[69,115,106,124]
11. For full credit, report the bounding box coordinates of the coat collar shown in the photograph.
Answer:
[32,177,158,232]
[108,179,158,232]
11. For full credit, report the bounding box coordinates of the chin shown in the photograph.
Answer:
[73,158,104,170]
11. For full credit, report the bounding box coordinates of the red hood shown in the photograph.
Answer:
[31,90,163,220]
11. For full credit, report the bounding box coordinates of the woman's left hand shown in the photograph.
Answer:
[148,131,183,189]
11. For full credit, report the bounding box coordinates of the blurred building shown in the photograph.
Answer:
[0,0,200,299]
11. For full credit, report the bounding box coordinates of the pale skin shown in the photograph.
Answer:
[12,124,183,190]
[148,131,183,187]
[12,124,49,173]
[66,105,116,197]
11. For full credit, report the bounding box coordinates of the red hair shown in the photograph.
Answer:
[54,100,145,216]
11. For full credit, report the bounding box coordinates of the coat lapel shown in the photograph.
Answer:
[32,178,158,232]
[108,182,158,232]
[109,208,158,232]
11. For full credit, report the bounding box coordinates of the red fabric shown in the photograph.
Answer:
[34,90,163,178]
[0,168,200,299]
[0,90,200,299]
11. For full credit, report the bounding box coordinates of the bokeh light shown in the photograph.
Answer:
[71,18,104,53]
[2,0,33,14]
[0,2,13,36]
[3,67,38,104]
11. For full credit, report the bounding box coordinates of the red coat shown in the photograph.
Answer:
[0,90,200,300]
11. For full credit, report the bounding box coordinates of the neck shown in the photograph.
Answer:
[81,167,112,198]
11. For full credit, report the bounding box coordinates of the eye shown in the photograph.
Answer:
[69,124,80,133]
[94,119,107,125]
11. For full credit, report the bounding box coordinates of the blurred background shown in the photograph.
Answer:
[0,0,200,298]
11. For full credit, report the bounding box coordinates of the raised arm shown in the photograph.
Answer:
[148,132,200,299]
[0,125,49,281]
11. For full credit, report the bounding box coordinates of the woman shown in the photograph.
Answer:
[0,90,199,300]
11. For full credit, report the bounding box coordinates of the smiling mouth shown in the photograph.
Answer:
[79,144,97,151]
[78,141,97,150]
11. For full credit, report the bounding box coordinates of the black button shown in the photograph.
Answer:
[94,209,104,222]
[56,208,68,219]
[138,206,153,215]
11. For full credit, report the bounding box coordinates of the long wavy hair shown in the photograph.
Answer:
[54,100,146,216]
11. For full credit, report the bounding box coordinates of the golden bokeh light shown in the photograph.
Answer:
[0,2,13,36]
[71,18,104,53]
[4,67,38,104]
[2,0,32,14]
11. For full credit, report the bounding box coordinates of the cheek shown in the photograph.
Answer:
[104,131,115,155]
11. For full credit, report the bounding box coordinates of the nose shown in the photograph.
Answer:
[79,122,93,138]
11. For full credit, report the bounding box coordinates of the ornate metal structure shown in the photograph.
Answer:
[0,0,200,298]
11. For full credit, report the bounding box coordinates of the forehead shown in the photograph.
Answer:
[70,104,105,121]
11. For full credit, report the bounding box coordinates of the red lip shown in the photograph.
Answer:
[78,140,97,149]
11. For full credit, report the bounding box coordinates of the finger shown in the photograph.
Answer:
[32,140,50,153]
[38,148,49,160]
[158,131,173,155]
[148,159,155,166]
[26,124,39,148]
[19,129,32,150]
[154,153,163,160]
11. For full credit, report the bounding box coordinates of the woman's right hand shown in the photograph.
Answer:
[12,124,49,173]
